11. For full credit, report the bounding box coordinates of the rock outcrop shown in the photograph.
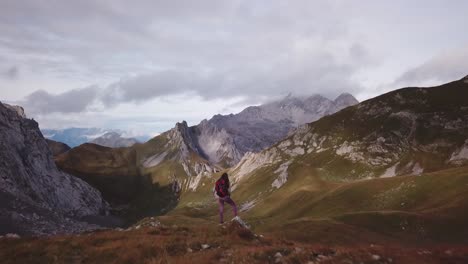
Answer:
[155,121,218,190]
[195,93,359,166]
[0,102,109,235]
[3,103,26,118]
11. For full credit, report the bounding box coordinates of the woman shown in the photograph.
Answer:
[214,173,238,224]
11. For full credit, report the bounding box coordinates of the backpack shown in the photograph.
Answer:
[215,178,229,197]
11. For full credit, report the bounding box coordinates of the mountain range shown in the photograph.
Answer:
[227,75,468,225]
[53,93,358,216]
[90,132,140,148]
[41,127,150,148]
[54,76,468,232]
[169,76,468,247]
[191,93,358,166]
[1,77,468,262]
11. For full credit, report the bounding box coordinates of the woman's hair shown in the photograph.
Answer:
[220,173,230,185]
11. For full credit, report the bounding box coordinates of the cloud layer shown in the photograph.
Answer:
[3,1,369,110]
[396,46,468,85]
[23,86,98,114]
[2,66,18,80]
[2,0,468,132]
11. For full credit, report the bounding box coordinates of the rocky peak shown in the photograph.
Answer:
[305,94,328,102]
[166,121,202,160]
[102,131,120,139]
[90,132,138,148]
[198,119,209,127]
[276,94,305,108]
[237,106,262,120]
[174,121,198,150]
[2,102,26,118]
[175,120,189,130]
[333,93,359,109]
[462,75,468,83]
[190,92,359,167]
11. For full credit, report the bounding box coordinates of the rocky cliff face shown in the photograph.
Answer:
[142,121,218,190]
[193,119,243,166]
[3,103,26,118]
[0,102,109,235]
[137,92,357,186]
[195,93,358,166]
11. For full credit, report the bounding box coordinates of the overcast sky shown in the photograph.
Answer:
[1,0,468,136]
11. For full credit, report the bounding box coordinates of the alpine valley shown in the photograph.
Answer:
[1,77,468,263]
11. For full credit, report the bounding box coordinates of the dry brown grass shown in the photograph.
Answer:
[1,219,468,264]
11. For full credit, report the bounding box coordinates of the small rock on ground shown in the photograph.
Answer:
[201,244,210,250]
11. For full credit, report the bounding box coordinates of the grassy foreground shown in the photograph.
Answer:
[3,164,468,263]
[2,167,468,263]
[1,216,468,264]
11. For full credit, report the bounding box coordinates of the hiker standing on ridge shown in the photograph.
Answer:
[214,172,238,224]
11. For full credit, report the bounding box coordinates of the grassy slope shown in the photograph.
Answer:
[170,161,468,244]
[55,134,183,222]
[168,78,468,243]
[55,143,140,204]
[55,128,219,223]
[291,78,468,180]
[2,215,468,264]
[249,166,468,244]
